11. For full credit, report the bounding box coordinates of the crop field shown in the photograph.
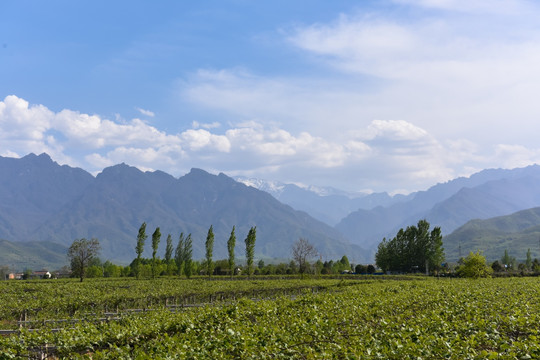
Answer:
[1,276,540,359]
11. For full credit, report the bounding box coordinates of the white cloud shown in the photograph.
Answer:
[181,129,231,153]
[135,107,155,117]
[363,120,430,142]
[5,92,539,193]
[493,144,540,169]
[192,121,221,129]
[0,95,52,140]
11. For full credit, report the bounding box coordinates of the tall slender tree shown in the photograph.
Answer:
[184,233,193,278]
[227,226,236,277]
[205,225,215,277]
[175,233,185,276]
[135,222,148,279]
[164,234,173,275]
[526,248,533,270]
[245,226,256,278]
[151,227,161,279]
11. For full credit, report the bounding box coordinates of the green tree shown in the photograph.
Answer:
[205,225,215,277]
[86,265,103,278]
[314,259,324,275]
[227,226,236,278]
[184,234,193,278]
[103,260,122,278]
[164,234,174,275]
[375,220,444,274]
[501,249,516,270]
[67,238,101,282]
[135,222,148,279]
[491,260,504,272]
[0,265,9,281]
[340,255,350,269]
[375,238,390,273]
[456,251,493,278]
[526,248,532,270]
[245,226,256,278]
[355,264,367,274]
[175,233,185,276]
[151,227,161,279]
[533,258,540,272]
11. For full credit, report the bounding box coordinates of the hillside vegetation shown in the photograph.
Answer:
[0,239,68,271]
[444,207,540,261]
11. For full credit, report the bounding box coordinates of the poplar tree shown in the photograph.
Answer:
[184,234,193,278]
[245,226,256,278]
[175,233,185,276]
[151,227,161,279]
[205,225,215,277]
[135,222,148,279]
[227,226,236,277]
[164,234,173,275]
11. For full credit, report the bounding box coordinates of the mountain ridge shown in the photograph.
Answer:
[443,207,540,262]
[0,154,367,266]
[336,164,540,254]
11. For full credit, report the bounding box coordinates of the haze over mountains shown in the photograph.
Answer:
[0,153,365,270]
[235,177,408,226]
[239,164,540,260]
[2,152,540,271]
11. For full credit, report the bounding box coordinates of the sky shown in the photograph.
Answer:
[2,0,540,194]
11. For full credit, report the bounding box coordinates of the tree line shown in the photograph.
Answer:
[131,222,258,280]
[66,224,371,281]
[375,219,444,274]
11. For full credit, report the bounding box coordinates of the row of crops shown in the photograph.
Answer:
[2,277,540,359]
[0,276,351,326]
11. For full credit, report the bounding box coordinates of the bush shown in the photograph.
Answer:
[456,252,493,278]
[491,260,504,272]
[355,264,367,274]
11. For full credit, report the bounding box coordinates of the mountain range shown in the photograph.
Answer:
[3,152,540,271]
[240,164,540,260]
[0,153,366,270]
[336,165,540,254]
[235,177,409,226]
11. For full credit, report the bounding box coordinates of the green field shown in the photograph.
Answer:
[1,276,540,359]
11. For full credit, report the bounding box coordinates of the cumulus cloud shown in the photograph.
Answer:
[2,94,467,192]
[181,129,231,153]
[5,93,540,192]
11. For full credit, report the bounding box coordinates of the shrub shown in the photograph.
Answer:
[456,252,493,278]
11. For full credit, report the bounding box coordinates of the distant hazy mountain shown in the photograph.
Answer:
[336,165,540,254]
[235,177,408,226]
[0,154,367,266]
[0,239,69,271]
[444,207,540,262]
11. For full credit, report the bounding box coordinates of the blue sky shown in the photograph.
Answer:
[2,0,540,194]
